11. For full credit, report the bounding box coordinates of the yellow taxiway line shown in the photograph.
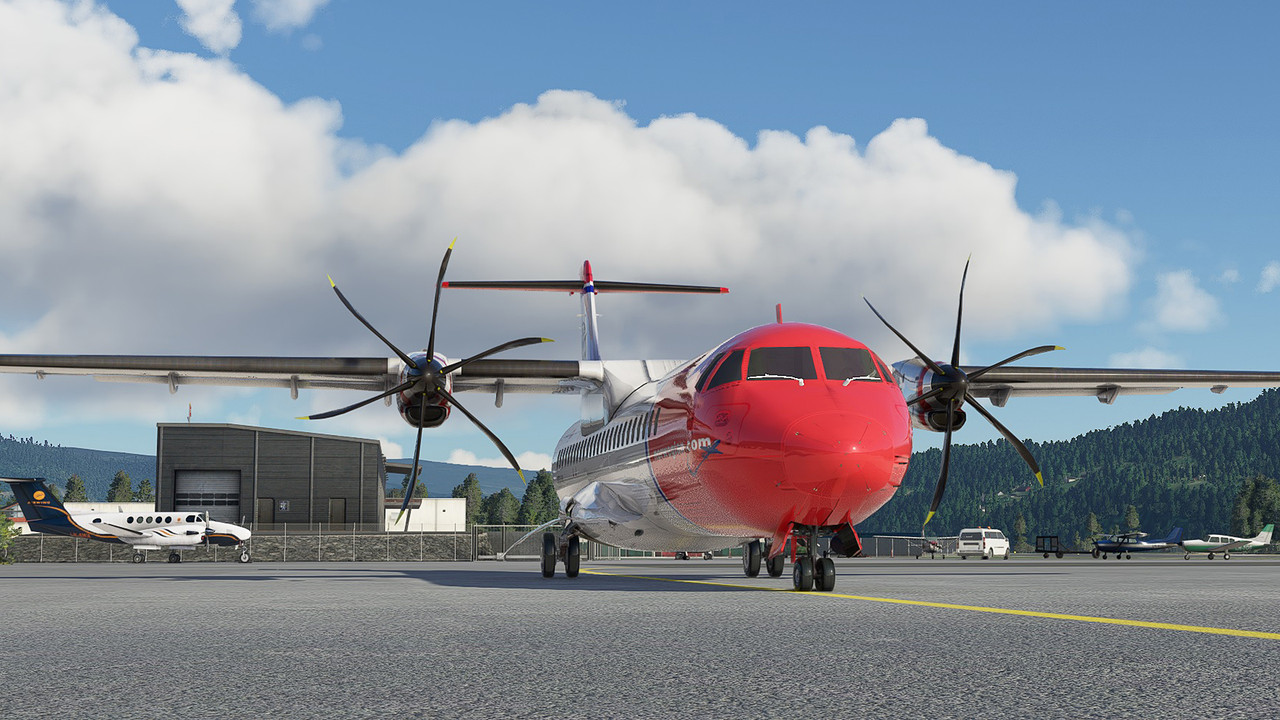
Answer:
[581,569,1280,641]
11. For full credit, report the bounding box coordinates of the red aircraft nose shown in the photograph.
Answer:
[782,412,898,523]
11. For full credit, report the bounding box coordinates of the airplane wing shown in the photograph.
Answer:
[1205,539,1251,552]
[965,366,1280,406]
[0,355,599,396]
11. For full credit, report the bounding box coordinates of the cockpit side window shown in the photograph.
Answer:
[820,347,883,383]
[703,349,745,390]
[747,347,816,381]
[694,351,727,392]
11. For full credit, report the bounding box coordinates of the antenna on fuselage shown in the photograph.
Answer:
[776,304,783,324]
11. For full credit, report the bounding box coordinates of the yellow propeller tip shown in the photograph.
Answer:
[541,338,555,343]
[923,510,936,526]
[1035,472,1044,487]
[1055,345,1066,351]
[448,237,457,250]
[295,416,312,421]
[517,470,527,485]
[326,274,335,288]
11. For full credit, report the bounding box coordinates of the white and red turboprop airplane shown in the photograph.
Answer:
[4,243,1280,591]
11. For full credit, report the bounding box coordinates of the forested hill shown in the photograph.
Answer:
[859,389,1280,543]
[0,434,155,501]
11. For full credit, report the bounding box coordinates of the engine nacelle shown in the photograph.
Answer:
[396,352,453,429]
[892,358,966,433]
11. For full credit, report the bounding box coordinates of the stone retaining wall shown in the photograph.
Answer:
[3,532,476,563]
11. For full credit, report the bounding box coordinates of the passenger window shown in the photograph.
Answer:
[704,349,745,390]
[146,516,153,523]
[747,347,816,381]
[820,347,882,383]
[165,516,172,524]
[127,516,134,523]
[93,518,102,523]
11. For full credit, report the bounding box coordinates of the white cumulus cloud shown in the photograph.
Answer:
[447,449,553,472]
[175,0,241,54]
[1150,270,1221,333]
[250,0,329,32]
[1109,347,1183,368]
[0,0,1139,449]
[1257,261,1280,293]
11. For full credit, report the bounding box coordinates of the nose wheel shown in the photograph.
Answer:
[788,526,837,592]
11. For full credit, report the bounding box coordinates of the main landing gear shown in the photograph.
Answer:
[541,532,580,579]
[132,551,146,564]
[167,552,182,564]
[744,530,838,592]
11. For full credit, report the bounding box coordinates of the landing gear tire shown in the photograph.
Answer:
[1102,553,1108,559]
[1043,552,1049,559]
[703,552,713,560]
[792,556,814,592]
[167,552,181,564]
[132,552,145,564]
[1224,552,1231,560]
[676,551,688,561]
[1125,554,1131,559]
[541,532,557,578]
[766,554,785,578]
[743,540,762,578]
[815,557,836,592]
[1184,552,1191,560]
[1208,552,1215,560]
[238,551,251,564]
[565,536,581,578]
[1055,551,1064,559]
[1004,551,1010,560]
[1092,548,1100,559]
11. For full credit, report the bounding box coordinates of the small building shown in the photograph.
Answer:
[383,497,468,533]
[155,423,385,528]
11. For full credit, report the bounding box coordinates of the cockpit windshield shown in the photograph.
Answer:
[746,347,817,382]
[820,347,884,383]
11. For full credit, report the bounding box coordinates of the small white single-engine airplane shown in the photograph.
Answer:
[4,478,252,563]
[4,243,1280,590]
[1181,524,1274,560]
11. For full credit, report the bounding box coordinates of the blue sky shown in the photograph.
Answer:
[1,0,1279,469]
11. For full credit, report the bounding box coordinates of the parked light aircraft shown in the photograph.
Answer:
[1090,527,1183,559]
[1181,524,1273,560]
[4,478,252,563]
[5,243,1280,590]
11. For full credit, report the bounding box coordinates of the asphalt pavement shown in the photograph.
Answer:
[1,555,1277,719]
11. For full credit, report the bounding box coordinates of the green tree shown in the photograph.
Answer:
[1124,504,1140,532]
[0,513,18,564]
[517,470,559,525]
[135,478,155,503]
[451,474,483,527]
[106,471,134,503]
[1013,511,1029,552]
[482,488,521,525]
[63,475,88,502]
[1086,512,1103,539]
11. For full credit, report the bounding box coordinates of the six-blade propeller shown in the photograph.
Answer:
[865,259,1062,528]
[300,240,552,525]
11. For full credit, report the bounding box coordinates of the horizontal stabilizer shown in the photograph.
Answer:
[443,280,728,294]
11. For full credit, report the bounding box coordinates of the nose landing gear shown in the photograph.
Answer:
[540,531,581,578]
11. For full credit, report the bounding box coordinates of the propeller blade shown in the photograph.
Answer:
[950,257,970,368]
[438,337,554,375]
[964,392,1043,486]
[329,276,419,370]
[425,238,456,363]
[924,402,955,527]
[906,385,947,408]
[298,379,419,421]
[863,298,948,377]
[965,345,1064,381]
[434,385,527,484]
[396,420,427,527]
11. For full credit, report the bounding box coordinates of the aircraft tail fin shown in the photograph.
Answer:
[1254,524,1274,545]
[3,478,75,533]
[1165,527,1183,545]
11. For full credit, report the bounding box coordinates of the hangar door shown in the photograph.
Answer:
[175,470,242,523]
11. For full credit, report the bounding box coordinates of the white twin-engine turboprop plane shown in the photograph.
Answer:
[4,242,1280,591]
[5,478,252,563]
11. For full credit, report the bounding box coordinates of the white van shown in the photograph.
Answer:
[957,528,1010,559]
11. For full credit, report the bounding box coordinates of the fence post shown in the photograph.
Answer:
[283,522,288,562]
